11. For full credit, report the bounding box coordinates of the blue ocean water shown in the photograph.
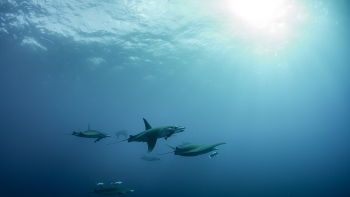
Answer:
[0,0,349,196]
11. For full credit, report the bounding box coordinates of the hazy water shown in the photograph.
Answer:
[0,0,349,196]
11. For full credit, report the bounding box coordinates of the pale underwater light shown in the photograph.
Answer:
[227,0,287,28]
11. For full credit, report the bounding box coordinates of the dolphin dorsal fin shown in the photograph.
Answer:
[88,124,91,131]
[143,118,152,130]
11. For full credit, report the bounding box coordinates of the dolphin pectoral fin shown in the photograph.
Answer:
[88,124,91,131]
[145,132,159,153]
[95,138,102,142]
[143,118,152,130]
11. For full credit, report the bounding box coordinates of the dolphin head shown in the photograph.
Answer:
[158,126,185,139]
[166,126,185,134]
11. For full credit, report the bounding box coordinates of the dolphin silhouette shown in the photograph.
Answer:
[109,118,185,153]
[161,142,226,156]
[94,184,134,195]
[141,155,161,161]
[115,130,128,139]
[72,124,110,142]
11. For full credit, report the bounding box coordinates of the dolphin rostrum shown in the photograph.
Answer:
[109,118,185,153]
[160,142,226,156]
[72,124,111,142]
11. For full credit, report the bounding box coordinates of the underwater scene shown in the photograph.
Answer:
[0,0,349,196]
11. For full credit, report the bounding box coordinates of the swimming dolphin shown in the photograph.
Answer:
[115,130,128,139]
[72,124,111,142]
[94,185,134,195]
[141,155,161,161]
[161,142,226,156]
[96,183,104,186]
[111,181,122,185]
[209,151,218,158]
[178,141,191,147]
[110,118,185,153]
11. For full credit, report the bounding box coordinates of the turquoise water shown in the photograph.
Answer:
[0,0,349,196]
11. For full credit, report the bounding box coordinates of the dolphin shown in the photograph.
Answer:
[161,142,226,156]
[209,151,218,158]
[110,118,185,153]
[94,185,134,195]
[115,130,128,139]
[111,181,122,185]
[178,141,191,147]
[72,124,111,142]
[141,155,161,161]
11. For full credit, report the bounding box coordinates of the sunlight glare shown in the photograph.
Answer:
[228,0,286,28]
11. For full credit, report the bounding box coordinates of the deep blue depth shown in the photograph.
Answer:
[0,1,350,197]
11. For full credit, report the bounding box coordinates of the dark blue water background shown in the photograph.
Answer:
[0,0,349,196]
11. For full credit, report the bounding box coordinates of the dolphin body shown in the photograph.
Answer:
[209,151,219,158]
[141,155,161,161]
[115,130,128,139]
[177,141,191,147]
[111,181,122,185]
[72,124,110,142]
[94,185,134,195]
[126,118,185,153]
[165,142,226,156]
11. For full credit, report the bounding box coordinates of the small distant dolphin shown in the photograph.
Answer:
[115,130,128,139]
[95,183,104,186]
[160,142,226,156]
[111,181,122,185]
[141,155,161,161]
[209,151,218,158]
[109,118,185,153]
[94,185,134,195]
[72,124,110,142]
